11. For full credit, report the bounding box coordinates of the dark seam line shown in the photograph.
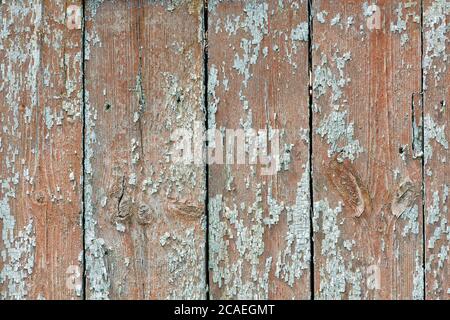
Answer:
[308,0,315,301]
[420,0,426,301]
[81,0,87,301]
[203,0,210,301]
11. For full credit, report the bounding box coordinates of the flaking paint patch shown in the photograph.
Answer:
[314,199,363,300]
[86,0,105,19]
[390,3,408,34]
[314,49,362,162]
[424,114,449,164]
[84,89,110,300]
[209,185,271,299]
[317,11,328,24]
[413,251,424,300]
[0,197,36,299]
[163,228,207,299]
[363,2,377,17]
[313,51,351,104]
[208,64,219,134]
[0,1,45,299]
[423,0,449,88]
[290,22,308,42]
[210,148,310,297]
[274,165,311,287]
[425,184,449,296]
[400,205,420,236]
[316,110,363,162]
[232,1,268,88]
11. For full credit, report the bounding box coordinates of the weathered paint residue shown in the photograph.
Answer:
[161,228,207,300]
[424,114,449,164]
[84,89,110,300]
[0,197,36,299]
[313,52,351,104]
[313,49,363,162]
[401,205,420,237]
[232,1,268,89]
[209,187,271,299]
[423,0,449,88]
[314,200,362,300]
[316,110,363,162]
[209,165,310,298]
[426,185,449,296]
[274,165,311,287]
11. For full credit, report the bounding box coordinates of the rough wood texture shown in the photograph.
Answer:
[208,0,311,299]
[423,0,449,300]
[312,0,424,299]
[1,0,449,301]
[84,0,206,299]
[0,1,83,299]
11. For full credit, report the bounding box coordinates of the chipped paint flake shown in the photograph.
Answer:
[316,110,363,162]
[423,0,449,87]
[0,197,36,299]
[424,114,449,164]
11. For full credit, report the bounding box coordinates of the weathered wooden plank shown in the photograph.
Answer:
[84,0,206,299]
[208,0,311,299]
[312,0,423,299]
[423,0,449,300]
[0,1,83,299]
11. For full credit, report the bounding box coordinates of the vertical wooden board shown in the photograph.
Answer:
[84,0,206,299]
[0,1,83,299]
[208,0,311,299]
[312,0,423,299]
[423,0,449,300]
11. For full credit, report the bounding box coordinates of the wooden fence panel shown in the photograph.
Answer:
[0,1,83,299]
[1,0,449,301]
[84,0,206,299]
[312,0,424,299]
[423,0,449,300]
[208,0,311,299]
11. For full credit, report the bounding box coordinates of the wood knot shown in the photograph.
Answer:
[108,175,134,224]
[390,179,418,218]
[326,157,372,217]
[137,204,154,225]
[167,198,204,219]
[117,196,133,220]
[33,191,46,205]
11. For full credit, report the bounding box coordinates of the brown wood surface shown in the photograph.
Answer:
[312,0,424,299]
[208,0,311,299]
[0,0,83,299]
[423,0,449,300]
[84,0,206,299]
[1,0,449,300]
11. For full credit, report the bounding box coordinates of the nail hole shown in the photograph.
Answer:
[105,103,111,111]
[399,147,404,154]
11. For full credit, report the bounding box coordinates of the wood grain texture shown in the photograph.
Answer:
[312,0,424,299]
[84,0,206,299]
[1,0,449,301]
[0,0,83,299]
[208,0,311,299]
[423,0,449,300]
